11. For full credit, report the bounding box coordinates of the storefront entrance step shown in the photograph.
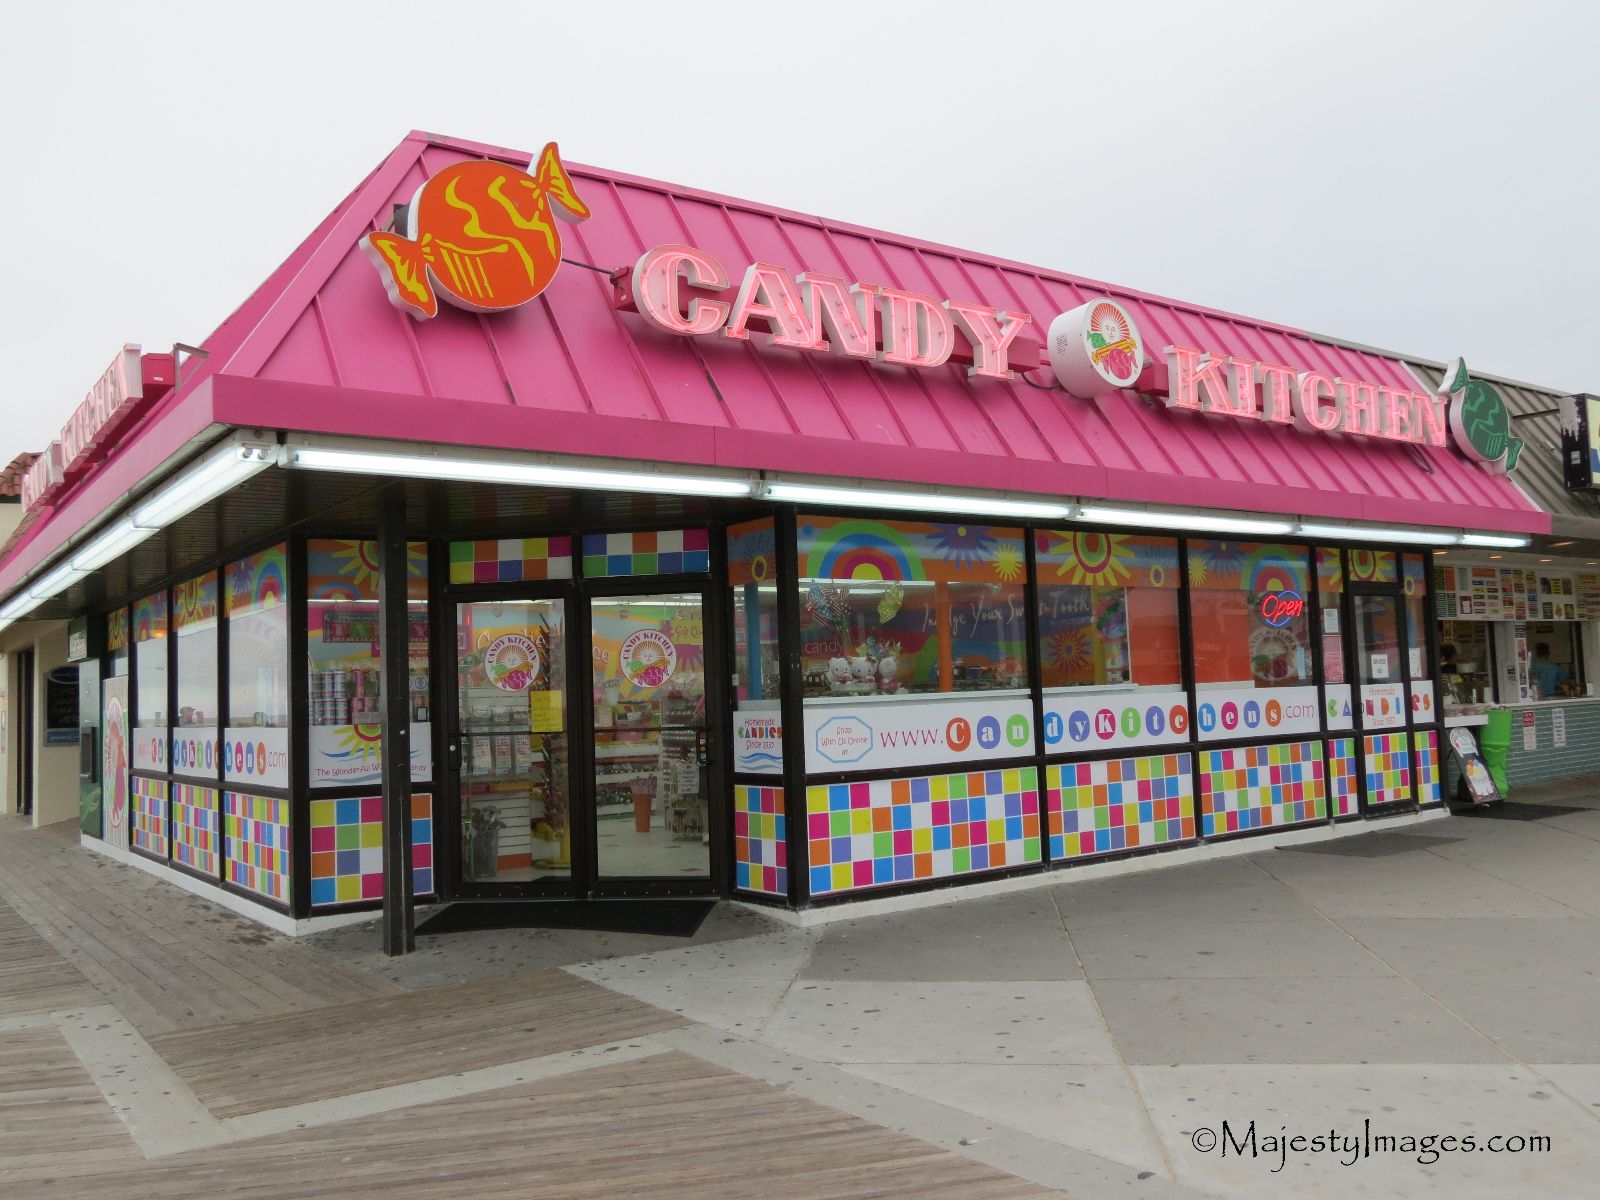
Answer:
[416,898,714,938]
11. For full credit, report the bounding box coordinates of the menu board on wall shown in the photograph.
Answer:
[1437,565,1599,622]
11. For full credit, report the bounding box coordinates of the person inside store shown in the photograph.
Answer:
[1439,643,1458,674]
[1531,642,1569,697]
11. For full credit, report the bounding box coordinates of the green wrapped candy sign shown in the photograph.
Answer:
[1443,358,1521,474]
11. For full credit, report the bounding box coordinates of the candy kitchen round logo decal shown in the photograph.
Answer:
[621,629,677,689]
[485,633,542,692]
[1442,357,1522,473]
[1046,298,1144,398]
[361,142,591,321]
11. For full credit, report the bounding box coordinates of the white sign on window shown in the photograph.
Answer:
[1361,683,1405,729]
[1194,685,1322,742]
[1042,687,1190,753]
[1553,708,1566,748]
[803,695,1032,773]
[1369,652,1390,680]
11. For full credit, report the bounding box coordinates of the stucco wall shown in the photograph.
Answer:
[0,620,77,825]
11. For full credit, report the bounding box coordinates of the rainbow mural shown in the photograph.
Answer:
[799,516,1025,584]
[306,539,429,600]
[133,592,167,642]
[1188,541,1309,593]
[225,544,288,616]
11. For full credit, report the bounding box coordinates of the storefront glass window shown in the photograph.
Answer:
[1527,621,1582,698]
[305,540,431,789]
[225,546,289,728]
[172,573,219,727]
[133,592,168,727]
[106,607,130,679]
[1035,532,1180,690]
[1188,541,1317,740]
[1316,548,1345,684]
[797,516,1028,698]
[728,519,781,775]
[1189,542,1312,687]
[1403,555,1430,679]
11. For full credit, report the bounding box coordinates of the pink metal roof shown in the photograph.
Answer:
[0,131,1545,591]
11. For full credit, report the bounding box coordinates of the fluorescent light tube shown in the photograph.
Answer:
[26,562,85,603]
[0,593,36,620]
[1459,533,1531,548]
[69,518,157,573]
[286,446,753,498]
[1077,506,1294,537]
[132,442,274,529]
[1297,522,1457,545]
[764,482,1071,519]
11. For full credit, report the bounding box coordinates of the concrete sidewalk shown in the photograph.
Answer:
[1,775,1597,1198]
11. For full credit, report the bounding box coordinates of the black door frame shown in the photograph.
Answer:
[1349,580,1416,812]
[581,577,720,898]
[443,575,721,900]
[446,583,582,900]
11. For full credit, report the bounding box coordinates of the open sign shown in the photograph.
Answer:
[1259,589,1306,627]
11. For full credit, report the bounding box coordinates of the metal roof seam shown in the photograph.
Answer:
[562,209,670,424]
[771,215,920,450]
[308,295,343,389]
[810,221,945,448]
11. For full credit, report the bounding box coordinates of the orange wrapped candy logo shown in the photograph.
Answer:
[361,142,590,321]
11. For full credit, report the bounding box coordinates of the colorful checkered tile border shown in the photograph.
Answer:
[581,529,710,578]
[131,777,168,857]
[448,537,572,585]
[224,792,291,905]
[805,768,1040,897]
[1362,732,1412,807]
[1327,737,1360,818]
[308,794,435,906]
[1199,740,1327,836]
[1047,754,1195,860]
[734,785,787,896]
[171,784,219,876]
[1412,728,1442,807]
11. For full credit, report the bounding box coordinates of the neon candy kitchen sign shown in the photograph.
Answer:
[1044,300,1519,472]
[622,244,1036,380]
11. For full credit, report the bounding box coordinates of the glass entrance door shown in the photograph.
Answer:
[588,592,710,883]
[454,598,571,892]
[1354,590,1414,808]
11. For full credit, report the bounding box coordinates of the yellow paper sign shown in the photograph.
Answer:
[529,689,564,733]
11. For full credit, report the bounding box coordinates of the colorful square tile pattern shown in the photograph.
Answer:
[131,777,168,857]
[805,768,1040,897]
[1047,754,1195,860]
[224,791,291,904]
[448,537,573,585]
[308,794,435,906]
[1327,737,1359,817]
[171,784,219,876]
[1412,729,1441,806]
[734,785,787,896]
[1199,740,1327,836]
[581,529,710,578]
[1362,732,1412,807]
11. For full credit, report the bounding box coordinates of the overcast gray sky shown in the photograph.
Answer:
[2,0,1594,455]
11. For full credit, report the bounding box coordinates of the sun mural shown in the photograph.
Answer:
[1043,532,1135,586]
[923,525,997,569]
[1046,626,1093,675]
